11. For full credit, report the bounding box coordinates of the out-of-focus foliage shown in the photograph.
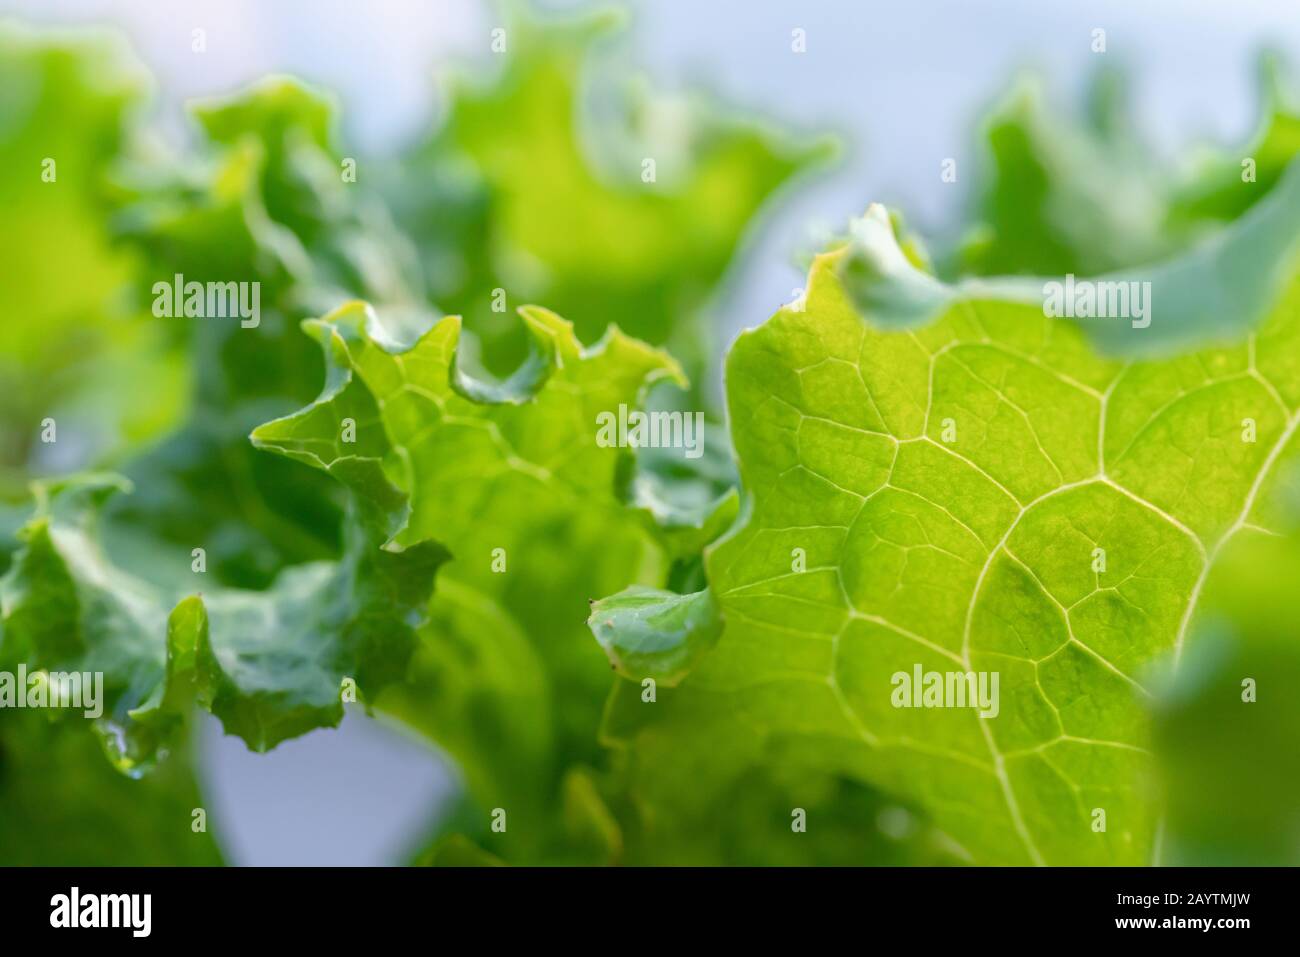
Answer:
[958,57,1300,278]
[959,67,1165,277]
[387,7,833,381]
[1152,490,1300,866]
[105,77,430,590]
[0,708,222,865]
[0,27,183,494]
[0,492,224,865]
[1168,54,1300,232]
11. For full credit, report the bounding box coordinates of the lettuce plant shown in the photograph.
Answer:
[2,8,1298,867]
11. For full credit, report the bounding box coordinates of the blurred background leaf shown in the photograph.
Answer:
[0,26,184,495]
[1151,471,1300,865]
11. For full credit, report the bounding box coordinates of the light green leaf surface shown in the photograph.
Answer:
[608,199,1300,865]
[378,578,552,826]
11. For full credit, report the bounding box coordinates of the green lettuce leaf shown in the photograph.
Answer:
[613,389,740,570]
[588,586,722,685]
[0,469,445,774]
[605,183,1300,864]
[106,77,433,589]
[252,300,683,861]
